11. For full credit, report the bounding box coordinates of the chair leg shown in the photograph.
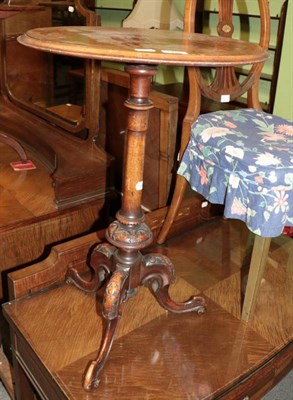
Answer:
[157,175,188,244]
[242,235,271,322]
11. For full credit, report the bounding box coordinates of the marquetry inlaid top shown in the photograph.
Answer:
[18,26,269,67]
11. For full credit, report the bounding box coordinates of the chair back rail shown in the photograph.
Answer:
[179,0,271,157]
[185,0,270,101]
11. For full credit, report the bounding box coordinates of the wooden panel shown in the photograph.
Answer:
[3,5,51,36]
[5,37,53,106]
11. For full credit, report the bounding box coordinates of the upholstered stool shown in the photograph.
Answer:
[178,109,293,321]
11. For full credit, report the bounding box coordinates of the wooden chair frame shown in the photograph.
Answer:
[157,0,271,244]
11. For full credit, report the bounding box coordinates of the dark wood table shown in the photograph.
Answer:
[17,25,269,391]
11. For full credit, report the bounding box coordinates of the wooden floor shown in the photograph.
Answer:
[3,217,292,399]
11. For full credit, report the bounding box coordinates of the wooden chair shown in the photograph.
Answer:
[156,1,293,322]
[158,0,271,245]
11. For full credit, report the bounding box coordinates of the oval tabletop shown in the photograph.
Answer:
[18,26,269,67]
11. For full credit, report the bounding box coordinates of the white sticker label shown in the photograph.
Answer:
[135,48,156,53]
[221,94,230,103]
[136,181,143,191]
[196,237,203,244]
[161,50,188,55]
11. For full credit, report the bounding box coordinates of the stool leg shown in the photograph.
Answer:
[242,235,271,322]
[157,175,188,244]
[157,71,201,245]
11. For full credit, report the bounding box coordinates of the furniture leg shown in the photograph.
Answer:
[242,236,271,322]
[66,243,116,292]
[83,267,129,390]
[142,253,206,313]
[157,175,188,244]
[157,67,202,245]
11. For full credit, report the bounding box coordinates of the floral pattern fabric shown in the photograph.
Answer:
[178,109,293,237]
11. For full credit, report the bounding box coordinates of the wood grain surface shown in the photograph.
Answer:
[4,218,292,399]
[18,26,269,66]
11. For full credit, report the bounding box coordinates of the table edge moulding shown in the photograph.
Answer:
[18,26,269,66]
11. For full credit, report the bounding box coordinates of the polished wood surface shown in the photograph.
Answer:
[0,140,111,396]
[0,88,112,208]
[0,143,109,300]
[3,218,292,399]
[18,25,269,66]
[0,0,114,208]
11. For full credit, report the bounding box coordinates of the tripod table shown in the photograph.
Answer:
[18,25,269,391]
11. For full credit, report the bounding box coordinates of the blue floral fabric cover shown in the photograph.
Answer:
[178,109,293,237]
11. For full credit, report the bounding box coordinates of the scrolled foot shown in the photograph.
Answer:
[66,243,116,292]
[83,360,100,391]
[142,253,176,286]
[82,270,129,390]
[142,253,207,315]
[149,281,206,314]
[83,318,119,391]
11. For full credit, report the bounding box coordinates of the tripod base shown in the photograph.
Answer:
[66,242,206,390]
